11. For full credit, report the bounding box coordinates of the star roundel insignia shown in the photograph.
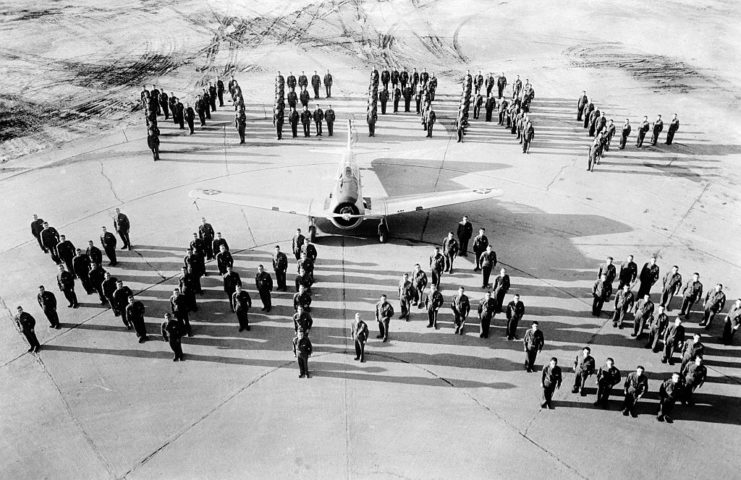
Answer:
[472,188,492,195]
[202,189,222,195]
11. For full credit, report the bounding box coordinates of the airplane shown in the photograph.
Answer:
[189,119,502,243]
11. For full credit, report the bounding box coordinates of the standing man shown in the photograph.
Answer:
[313,104,324,136]
[184,103,195,134]
[572,347,595,396]
[617,255,637,291]
[479,245,497,289]
[89,262,107,305]
[621,366,648,417]
[398,273,414,321]
[650,114,663,145]
[594,358,622,408]
[14,306,41,353]
[31,214,46,252]
[112,280,133,328]
[426,108,436,137]
[211,232,229,254]
[288,107,299,138]
[429,247,445,288]
[311,71,321,99]
[497,73,507,98]
[637,256,660,300]
[113,208,131,250]
[126,295,148,343]
[646,305,669,351]
[56,235,76,274]
[700,283,726,329]
[451,287,470,335]
[367,107,377,137]
[375,294,394,342]
[636,116,650,147]
[255,265,273,312]
[611,285,635,329]
[325,105,335,137]
[100,226,117,266]
[657,373,684,423]
[492,269,511,313]
[170,286,193,337]
[272,245,288,291]
[598,257,617,293]
[412,264,428,308]
[293,305,313,334]
[199,217,215,260]
[216,77,225,106]
[632,294,654,338]
[393,86,401,114]
[592,274,611,316]
[618,118,631,149]
[541,358,562,409]
[682,357,706,406]
[679,272,703,319]
[351,313,368,362]
[237,110,247,143]
[660,265,683,311]
[379,88,388,115]
[293,330,313,378]
[300,106,312,137]
[232,284,252,332]
[37,285,60,329]
[56,264,79,309]
[161,313,184,362]
[524,322,545,372]
[222,266,242,310]
[456,216,473,257]
[215,244,233,276]
[665,114,679,145]
[576,91,588,121]
[478,291,497,339]
[680,333,705,372]
[472,228,488,272]
[505,294,525,340]
[324,69,333,98]
[721,299,741,345]
[425,284,444,329]
[40,222,60,263]
[442,232,459,273]
[662,318,685,365]
[101,271,119,313]
[72,249,92,294]
[293,285,312,313]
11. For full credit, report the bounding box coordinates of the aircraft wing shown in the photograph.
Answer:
[189,189,318,217]
[371,187,503,217]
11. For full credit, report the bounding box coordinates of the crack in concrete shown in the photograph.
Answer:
[98,159,124,205]
[545,158,574,192]
[664,182,710,245]
[240,209,258,247]
[132,248,168,281]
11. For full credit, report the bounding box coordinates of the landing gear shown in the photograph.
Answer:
[308,217,317,243]
[378,217,389,243]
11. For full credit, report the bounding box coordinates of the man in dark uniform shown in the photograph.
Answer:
[367,107,377,137]
[646,305,669,351]
[425,284,443,329]
[216,77,225,106]
[100,226,117,266]
[351,313,368,362]
[662,318,685,365]
[112,208,132,251]
[604,119,616,151]
[170,286,192,337]
[379,88,388,115]
[293,285,312,313]
[112,280,133,328]
[293,330,313,378]
[595,358,621,408]
[665,113,679,145]
[541,357,562,409]
[412,264,427,308]
[287,72,297,92]
[505,294,525,340]
[375,294,394,342]
[598,256,617,293]
[451,286,470,335]
[700,283,726,329]
[147,124,160,161]
[299,88,310,108]
[398,273,414,321]
[616,255,637,292]
[611,285,635,329]
[208,82,217,111]
[324,69,333,98]
[293,305,313,334]
[255,265,273,312]
[161,313,184,361]
[473,93,483,119]
[456,117,465,143]
[456,216,473,257]
[178,266,198,314]
[622,366,648,417]
[660,265,682,311]
[442,232,459,273]
[582,102,594,129]
[170,94,179,127]
[650,114,663,145]
[426,108,436,137]
[399,68,409,90]
[184,103,195,134]
[592,274,612,316]
[198,217,215,260]
[89,263,107,305]
[310,71,321,99]
[403,85,413,112]
[40,221,60,263]
[429,247,445,288]
[636,116,650,147]
[392,86,401,114]
[380,69,390,90]
[37,285,60,328]
[632,294,654,338]
[85,240,102,267]
[492,268,510,313]
[31,214,46,252]
[215,244,233,276]
[390,69,400,89]
[159,90,169,120]
[126,295,147,342]
[484,95,496,122]
[150,85,161,115]
[572,346,595,396]
[657,372,684,422]
[14,306,41,353]
[202,89,212,119]
[723,299,741,345]
[236,110,247,144]
[479,245,497,289]
[636,256,660,300]
[56,264,79,309]
[300,106,312,137]
[184,247,204,293]
[222,265,242,311]
[291,229,305,261]
[324,105,335,136]
[195,95,206,126]
[682,356,706,406]
[497,73,507,99]
[312,105,324,136]
[679,272,703,319]
[617,118,631,149]
[485,73,495,97]
[272,245,288,291]
[101,271,119,313]
[232,284,252,332]
[211,232,229,255]
[56,235,76,274]
[478,291,497,339]
[471,228,488,271]
[72,249,92,294]
[288,107,299,138]
[577,91,588,121]
[287,88,298,110]
[680,333,704,372]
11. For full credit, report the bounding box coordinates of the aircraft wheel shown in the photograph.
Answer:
[379,233,387,243]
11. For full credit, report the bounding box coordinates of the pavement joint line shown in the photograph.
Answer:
[240,209,258,247]
[663,181,711,250]
[98,159,125,205]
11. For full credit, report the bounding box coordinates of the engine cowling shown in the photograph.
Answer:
[331,201,362,229]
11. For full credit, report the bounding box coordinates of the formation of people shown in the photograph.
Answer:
[276,70,335,140]
[576,91,681,171]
